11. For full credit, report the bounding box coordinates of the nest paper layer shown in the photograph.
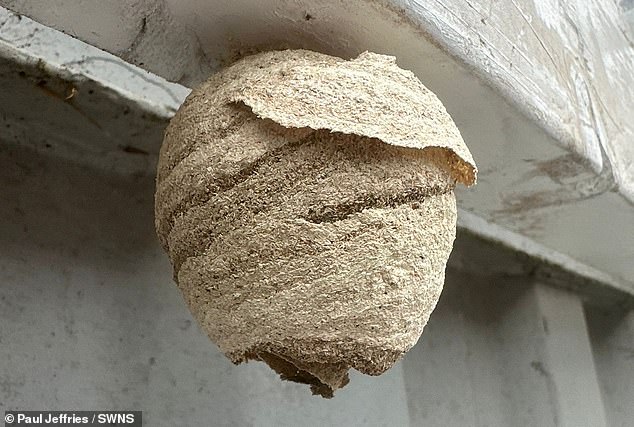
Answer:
[155,49,476,397]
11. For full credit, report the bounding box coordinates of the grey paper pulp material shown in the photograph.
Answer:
[155,49,476,397]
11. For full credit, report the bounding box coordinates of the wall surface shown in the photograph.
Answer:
[2,144,632,426]
[0,144,412,426]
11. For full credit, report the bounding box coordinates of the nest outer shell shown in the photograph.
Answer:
[155,49,476,397]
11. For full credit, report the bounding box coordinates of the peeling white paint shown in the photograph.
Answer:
[533,0,564,32]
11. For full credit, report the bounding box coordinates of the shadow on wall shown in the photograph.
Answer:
[0,143,158,270]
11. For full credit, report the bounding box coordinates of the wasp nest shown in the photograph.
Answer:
[155,50,476,397]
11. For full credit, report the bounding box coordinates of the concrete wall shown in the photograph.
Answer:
[2,143,633,426]
[0,144,412,426]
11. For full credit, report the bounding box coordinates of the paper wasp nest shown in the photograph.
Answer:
[155,50,476,397]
